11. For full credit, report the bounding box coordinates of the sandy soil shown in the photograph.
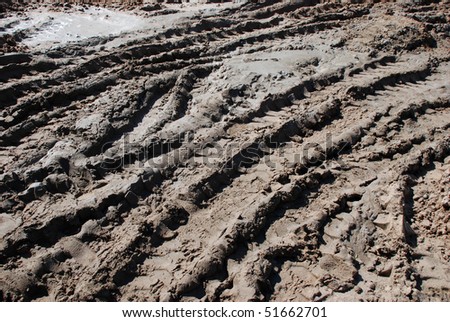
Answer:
[0,1,449,302]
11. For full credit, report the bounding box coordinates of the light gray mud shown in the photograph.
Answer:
[0,1,449,301]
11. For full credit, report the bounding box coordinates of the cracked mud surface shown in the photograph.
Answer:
[0,1,449,302]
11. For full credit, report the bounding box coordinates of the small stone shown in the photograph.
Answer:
[18,182,46,202]
[44,174,71,193]
[378,263,393,277]
[403,286,413,296]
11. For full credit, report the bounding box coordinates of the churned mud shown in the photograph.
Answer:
[0,1,449,302]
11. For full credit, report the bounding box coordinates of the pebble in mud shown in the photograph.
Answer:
[17,182,46,202]
[44,174,72,193]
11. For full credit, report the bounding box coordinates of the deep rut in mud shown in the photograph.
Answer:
[0,1,449,302]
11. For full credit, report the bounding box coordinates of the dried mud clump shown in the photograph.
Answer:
[0,0,449,302]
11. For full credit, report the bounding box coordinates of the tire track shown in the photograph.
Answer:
[0,1,449,302]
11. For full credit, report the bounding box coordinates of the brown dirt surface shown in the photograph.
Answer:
[0,0,449,302]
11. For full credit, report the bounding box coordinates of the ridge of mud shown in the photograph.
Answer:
[0,1,449,302]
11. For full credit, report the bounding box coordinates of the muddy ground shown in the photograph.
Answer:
[0,1,449,302]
